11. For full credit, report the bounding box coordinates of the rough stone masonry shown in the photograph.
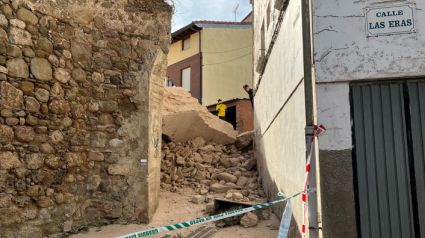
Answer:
[0,0,172,237]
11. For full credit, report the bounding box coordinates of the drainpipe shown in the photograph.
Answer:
[301,0,320,237]
[198,29,203,105]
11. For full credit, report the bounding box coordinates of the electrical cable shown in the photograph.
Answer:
[202,53,251,66]
[202,45,252,53]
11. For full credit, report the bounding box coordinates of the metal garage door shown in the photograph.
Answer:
[408,82,425,238]
[351,82,423,238]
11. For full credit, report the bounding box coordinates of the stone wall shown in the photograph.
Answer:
[0,0,171,237]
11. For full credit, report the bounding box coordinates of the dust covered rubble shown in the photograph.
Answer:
[160,136,265,204]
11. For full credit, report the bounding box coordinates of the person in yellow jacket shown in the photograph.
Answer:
[216,98,227,121]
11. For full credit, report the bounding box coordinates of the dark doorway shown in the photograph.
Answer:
[351,80,425,238]
[227,106,237,130]
[209,105,237,130]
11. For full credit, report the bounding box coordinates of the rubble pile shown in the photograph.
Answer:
[160,136,263,202]
[162,87,238,144]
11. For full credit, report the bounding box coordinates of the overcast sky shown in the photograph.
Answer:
[168,0,252,32]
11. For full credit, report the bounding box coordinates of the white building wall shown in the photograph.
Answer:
[313,0,425,83]
[314,0,425,151]
[313,1,425,237]
[253,0,306,235]
[316,83,351,151]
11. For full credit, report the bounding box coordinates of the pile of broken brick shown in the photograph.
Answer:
[160,132,265,204]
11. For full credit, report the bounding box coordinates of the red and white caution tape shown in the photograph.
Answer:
[302,125,326,238]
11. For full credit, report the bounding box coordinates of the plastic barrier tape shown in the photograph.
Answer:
[302,125,326,238]
[116,190,311,238]
[277,200,292,238]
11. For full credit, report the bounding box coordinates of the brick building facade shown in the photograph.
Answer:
[166,54,201,101]
[207,99,253,133]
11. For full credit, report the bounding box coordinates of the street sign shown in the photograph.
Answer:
[365,4,416,37]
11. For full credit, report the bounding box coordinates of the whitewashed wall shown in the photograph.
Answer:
[313,0,425,83]
[316,83,352,150]
[253,0,306,235]
[313,1,425,237]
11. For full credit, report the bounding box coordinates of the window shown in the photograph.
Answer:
[165,77,174,87]
[260,21,265,57]
[267,2,271,28]
[182,37,191,50]
[181,67,191,91]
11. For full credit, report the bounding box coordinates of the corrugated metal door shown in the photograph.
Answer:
[351,83,420,238]
[408,82,425,237]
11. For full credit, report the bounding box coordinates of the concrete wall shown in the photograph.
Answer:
[253,0,306,236]
[313,1,425,237]
[167,32,200,66]
[202,27,252,106]
[0,0,171,237]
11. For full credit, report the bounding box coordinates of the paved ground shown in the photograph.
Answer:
[70,188,279,238]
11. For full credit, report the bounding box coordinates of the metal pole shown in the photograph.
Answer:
[302,0,319,235]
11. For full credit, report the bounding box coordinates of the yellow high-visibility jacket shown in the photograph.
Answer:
[216,103,227,117]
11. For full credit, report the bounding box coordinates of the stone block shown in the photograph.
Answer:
[99,100,118,113]
[71,40,92,68]
[25,96,40,112]
[240,212,258,227]
[206,195,214,203]
[48,100,70,114]
[0,124,14,143]
[191,195,205,204]
[217,173,237,183]
[0,81,24,109]
[88,152,104,161]
[37,37,53,53]
[68,4,93,24]
[91,131,108,147]
[15,126,35,142]
[0,14,7,27]
[17,8,39,25]
[30,58,52,81]
[34,88,49,102]
[210,183,230,194]
[108,164,131,176]
[53,68,71,84]
[36,196,55,208]
[10,19,26,29]
[71,68,86,82]
[9,27,32,45]
[236,176,249,187]
[206,203,214,213]
[7,45,22,57]
[25,153,44,169]
[232,193,244,200]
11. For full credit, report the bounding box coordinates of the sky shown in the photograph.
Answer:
[167,0,252,32]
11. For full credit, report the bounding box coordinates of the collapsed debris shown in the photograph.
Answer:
[160,136,262,203]
[162,87,238,144]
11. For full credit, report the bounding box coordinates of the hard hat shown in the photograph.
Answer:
[217,98,222,102]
